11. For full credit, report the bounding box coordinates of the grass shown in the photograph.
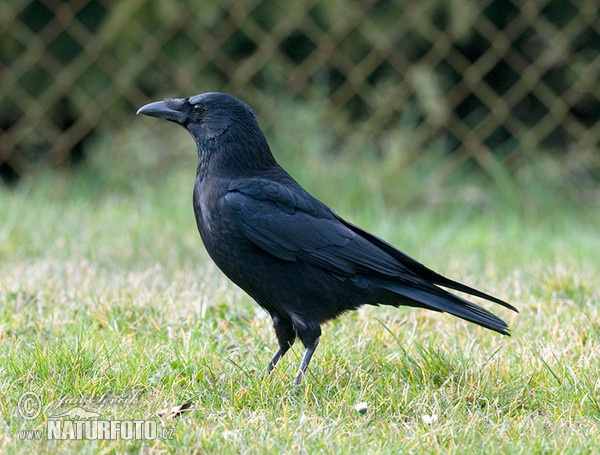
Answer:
[1,116,599,454]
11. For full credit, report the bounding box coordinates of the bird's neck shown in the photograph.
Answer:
[195,136,278,180]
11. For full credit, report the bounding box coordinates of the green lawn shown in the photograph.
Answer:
[1,123,599,454]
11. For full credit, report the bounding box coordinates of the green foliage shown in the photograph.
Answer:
[2,0,598,180]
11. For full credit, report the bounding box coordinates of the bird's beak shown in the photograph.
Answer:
[136,100,186,124]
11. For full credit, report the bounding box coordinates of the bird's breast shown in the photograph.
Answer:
[193,177,252,270]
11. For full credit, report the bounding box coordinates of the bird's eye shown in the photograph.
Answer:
[193,105,205,116]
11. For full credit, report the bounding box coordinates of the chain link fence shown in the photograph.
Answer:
[1,0,598,183]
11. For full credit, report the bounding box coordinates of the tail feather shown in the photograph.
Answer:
[373,279,512,335]
[428,274,518,313]
[336,215,518,315]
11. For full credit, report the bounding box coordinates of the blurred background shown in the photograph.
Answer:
[0,0,598,191]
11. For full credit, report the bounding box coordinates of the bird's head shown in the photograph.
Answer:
[137,92,276,173]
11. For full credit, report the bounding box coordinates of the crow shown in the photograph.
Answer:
[137,92,517,385]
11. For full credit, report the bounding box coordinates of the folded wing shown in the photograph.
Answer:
[225,177,516,334]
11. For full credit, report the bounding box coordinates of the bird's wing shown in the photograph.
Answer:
[225,178,419,279]
[226,177,515,334]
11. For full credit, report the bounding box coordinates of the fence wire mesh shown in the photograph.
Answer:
[1,0,599,183]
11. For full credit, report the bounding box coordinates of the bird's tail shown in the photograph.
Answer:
[336,215,518,315]
[372,278,512,335]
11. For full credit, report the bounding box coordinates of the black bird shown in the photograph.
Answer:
[137,92,517,385]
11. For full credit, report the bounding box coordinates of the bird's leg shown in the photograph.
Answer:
[266,347,288,373]
[293,322,322,386]
[293,338,320,386]
[265,313,296,374]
